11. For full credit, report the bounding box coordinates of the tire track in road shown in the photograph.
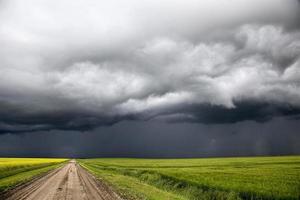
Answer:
[1,160,122,200]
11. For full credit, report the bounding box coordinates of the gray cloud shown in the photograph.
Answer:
[0,0,300,133]
[0,118,299,158]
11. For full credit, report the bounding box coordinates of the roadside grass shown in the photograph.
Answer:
[78,156,300,200]
[80,163,186,200]
[0,158,68,192]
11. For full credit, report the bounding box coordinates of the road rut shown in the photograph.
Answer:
[1,160,122,200]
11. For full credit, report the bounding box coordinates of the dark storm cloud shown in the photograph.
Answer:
[151,101,300,124]
[0,118,299,158]
[0,100,122,134]
[0,0,300,133]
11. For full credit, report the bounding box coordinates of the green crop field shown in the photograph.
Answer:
[78,156,300,200]
[0,158,67,192]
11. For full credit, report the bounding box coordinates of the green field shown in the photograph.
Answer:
[0,158,67,192]
[78,156,300,200]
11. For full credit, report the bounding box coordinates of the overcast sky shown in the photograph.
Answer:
[0,0,299,157]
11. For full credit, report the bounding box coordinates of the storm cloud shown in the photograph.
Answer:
[0,0,300,133]
[1,118,299,158]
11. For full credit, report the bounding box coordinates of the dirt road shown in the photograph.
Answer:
[2,160,122,200]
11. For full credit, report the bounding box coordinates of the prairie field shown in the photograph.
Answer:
[0,158,67,192]
[78,156,300,200]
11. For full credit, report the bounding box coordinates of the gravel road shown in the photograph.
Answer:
[1,160,122,200]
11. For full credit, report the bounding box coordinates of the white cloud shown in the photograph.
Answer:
[0,0,299,131]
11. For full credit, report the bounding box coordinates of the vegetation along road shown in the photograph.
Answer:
[0,156,299,200]
[79,156,300,200]
[0,160,121,200]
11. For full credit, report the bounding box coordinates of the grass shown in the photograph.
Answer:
[0,158,68,192]
[78,156,300,200]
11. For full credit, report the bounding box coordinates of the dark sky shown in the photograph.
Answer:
[0,0,299,157]
[0,117,299,158]
[0,118,300,157]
